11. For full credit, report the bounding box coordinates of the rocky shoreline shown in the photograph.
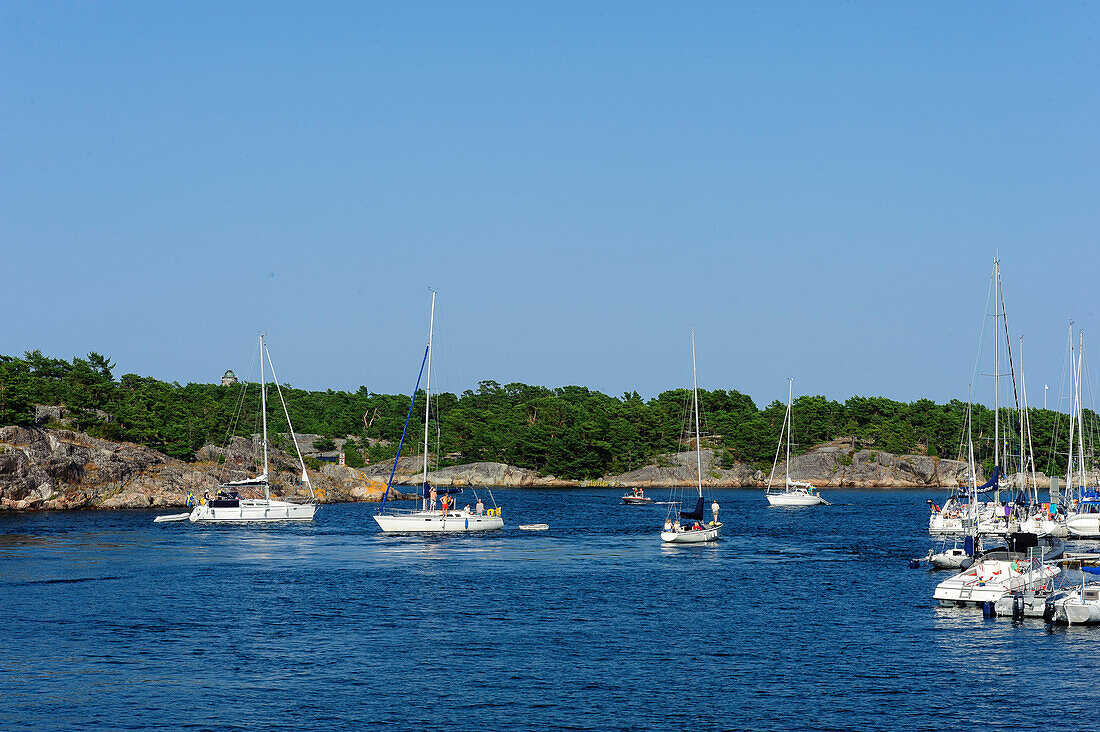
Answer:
[1,426,1021,512]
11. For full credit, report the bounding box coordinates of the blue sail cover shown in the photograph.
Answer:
[976,466,1001,492]
[1082,565,1100,575]
[680,496,705,521]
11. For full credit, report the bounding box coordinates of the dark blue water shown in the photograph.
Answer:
[2,488,1098,731]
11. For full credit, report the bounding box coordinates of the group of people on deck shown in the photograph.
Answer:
[427,487,491,516]
[663,499,721,532]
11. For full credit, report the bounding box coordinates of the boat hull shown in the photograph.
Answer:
[188,499,317,523]
[621,496,654,505]
[766,492,823,506]
[373,511,504,533]
[661,523,721,543]
[933,558,1059,606]
[1066,515,1100,539]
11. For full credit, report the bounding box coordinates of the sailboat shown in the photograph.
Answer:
[764,378,825,507]
[928,257,1017,537]
[373,291,504,533]
[1063,329,1100,539]
[660,330,722,544]
[155,334,318,523]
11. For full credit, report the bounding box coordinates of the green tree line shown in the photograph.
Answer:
[0,350,1094,479]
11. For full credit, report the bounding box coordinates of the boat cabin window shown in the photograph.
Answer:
[1084,589,1100,602]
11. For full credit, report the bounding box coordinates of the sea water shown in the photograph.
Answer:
[2,488,1097,731]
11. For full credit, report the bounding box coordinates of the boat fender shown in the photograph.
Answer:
[464,518,469,530]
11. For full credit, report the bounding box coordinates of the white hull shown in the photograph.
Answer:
[934,557,1059,606]
[1066,515,1100,538]
[1019,516,1068,538]
[661,523,721,543]
[622,496,654,505]
[373,510,504,533]
[929,548,970,570]
[993,592,1051,618]
[1051,593,1100,624]
[766,491,823,506]
[188,499,317,523]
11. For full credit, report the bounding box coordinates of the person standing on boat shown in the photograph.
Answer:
[429,486,437,510]
[476,497,484,515]
[711,499,720,525]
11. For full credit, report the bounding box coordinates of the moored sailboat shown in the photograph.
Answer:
[155,333,318,524]
[764,379,825,507]
[660,330,721,544]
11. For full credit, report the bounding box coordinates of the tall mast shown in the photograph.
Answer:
[785,378,793,488]
[1068,323,1077,497]
[260,332,270,501]
[691,329,702,498]
[993,259,1000,501]
[423,290,436,509]
[1019,335,1026,497]
[1077,330,1087,491]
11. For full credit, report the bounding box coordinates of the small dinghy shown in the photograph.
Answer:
[519,524,549,531]
[153,513,190,523]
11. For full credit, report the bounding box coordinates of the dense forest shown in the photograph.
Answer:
[0,350,1095,480]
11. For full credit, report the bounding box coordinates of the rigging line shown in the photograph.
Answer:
[378,345,430,513]
[1046,323,1074,475]
[217,345,258,481]
[263,342,315,500]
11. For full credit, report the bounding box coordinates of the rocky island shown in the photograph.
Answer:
[1,426,1001,511]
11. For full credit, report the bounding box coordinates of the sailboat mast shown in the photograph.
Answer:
[691,330,702,498]
[260,332,270,501]
[993,259,1001,486]
[1077,331,1087,492]
[1019,335,1026,498]
[1068,324,1077,498]
[786,379,793,488]
[423,290,436,509]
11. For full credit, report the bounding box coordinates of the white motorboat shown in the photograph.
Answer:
[622,488,654,505]
[1049,584,1100,625]
[1066,493,1100,538]
[374,291,504,534]
[764,380,825,507]
[660,330,721,544]
[933,535,1062,607]
[155,334,318,524]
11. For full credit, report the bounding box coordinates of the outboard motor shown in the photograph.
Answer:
[1013,594,1025,620]
[982,601,996,619]
[964,535,976,557]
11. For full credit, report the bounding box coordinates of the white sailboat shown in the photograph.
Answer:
[660,330,722,544]
[929,258,1018,537]
[156,334,318,523]
[764,378,825,507]
[1063,329,1100,538]
[374,291,504,533]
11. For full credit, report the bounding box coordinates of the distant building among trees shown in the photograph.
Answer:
[220,370,238,386]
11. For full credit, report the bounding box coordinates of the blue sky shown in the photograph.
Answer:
[2,2,1098,408]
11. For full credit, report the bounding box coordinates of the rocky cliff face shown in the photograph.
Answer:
[600,440,975,489]
[0,426,413,511]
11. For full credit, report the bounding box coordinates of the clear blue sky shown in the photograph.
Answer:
[2,2,1098,409]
